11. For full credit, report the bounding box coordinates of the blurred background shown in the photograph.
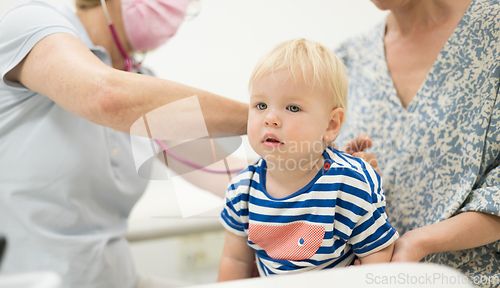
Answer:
[0,0,388,284]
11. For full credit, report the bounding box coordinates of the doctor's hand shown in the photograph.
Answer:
[343,133,381,176]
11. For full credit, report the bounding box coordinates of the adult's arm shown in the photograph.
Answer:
[345,133,500,262]
[391,211,500,262]
[392,152,500,261]
[5,33,248,136]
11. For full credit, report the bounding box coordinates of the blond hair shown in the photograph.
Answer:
[249,38,348,110]
[75,0,101,10]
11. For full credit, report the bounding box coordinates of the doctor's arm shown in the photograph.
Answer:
[217,230,255,282]
[5,33,248,137]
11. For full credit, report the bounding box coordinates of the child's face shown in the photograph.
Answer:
[248,69,343,166]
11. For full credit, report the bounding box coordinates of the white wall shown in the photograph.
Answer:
[143,0,388,102]
[0,0,388,104]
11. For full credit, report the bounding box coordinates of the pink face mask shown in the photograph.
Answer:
[121,0,189,52]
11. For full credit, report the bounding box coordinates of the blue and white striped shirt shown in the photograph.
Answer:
[220,147,398,275]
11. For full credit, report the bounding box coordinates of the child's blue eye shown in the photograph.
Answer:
[287,105,300,112]
[257,103,267,110]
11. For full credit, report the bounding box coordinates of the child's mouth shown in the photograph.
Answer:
[265,137,280,143]
[262,135,283,148]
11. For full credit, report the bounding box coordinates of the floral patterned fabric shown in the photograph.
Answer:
[335,0,500,285]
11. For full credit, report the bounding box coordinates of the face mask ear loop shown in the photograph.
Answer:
[131,52,145,71]
[185,0,202,21]
[100,0,132,72]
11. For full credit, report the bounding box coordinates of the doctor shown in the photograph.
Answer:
[0,0,247,287]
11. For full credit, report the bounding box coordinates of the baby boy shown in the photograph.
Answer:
[218,39,398,280]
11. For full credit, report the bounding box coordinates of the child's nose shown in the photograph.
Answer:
[264,112,281,127]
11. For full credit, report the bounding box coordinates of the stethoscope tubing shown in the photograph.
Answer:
[154,139,244,174]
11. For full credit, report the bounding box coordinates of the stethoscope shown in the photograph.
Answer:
[100,0,244,175]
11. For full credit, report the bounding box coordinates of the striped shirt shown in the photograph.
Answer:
[220,147,398,275]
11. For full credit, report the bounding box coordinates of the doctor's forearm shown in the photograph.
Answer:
[97,70,248,136]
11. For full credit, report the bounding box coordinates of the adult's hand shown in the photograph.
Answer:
[391,231,428,263]
[344,133,372,154]
[343,133,381,176]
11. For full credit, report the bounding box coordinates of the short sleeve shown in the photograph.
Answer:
[219,172,252,237]
[333,165,398,258]
[459,164,500,216]
[458,91,500,217]
[0,2,80,90]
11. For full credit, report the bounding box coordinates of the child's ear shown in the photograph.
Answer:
[323,108,345,142]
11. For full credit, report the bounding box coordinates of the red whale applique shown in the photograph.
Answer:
[249,222,325,261]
